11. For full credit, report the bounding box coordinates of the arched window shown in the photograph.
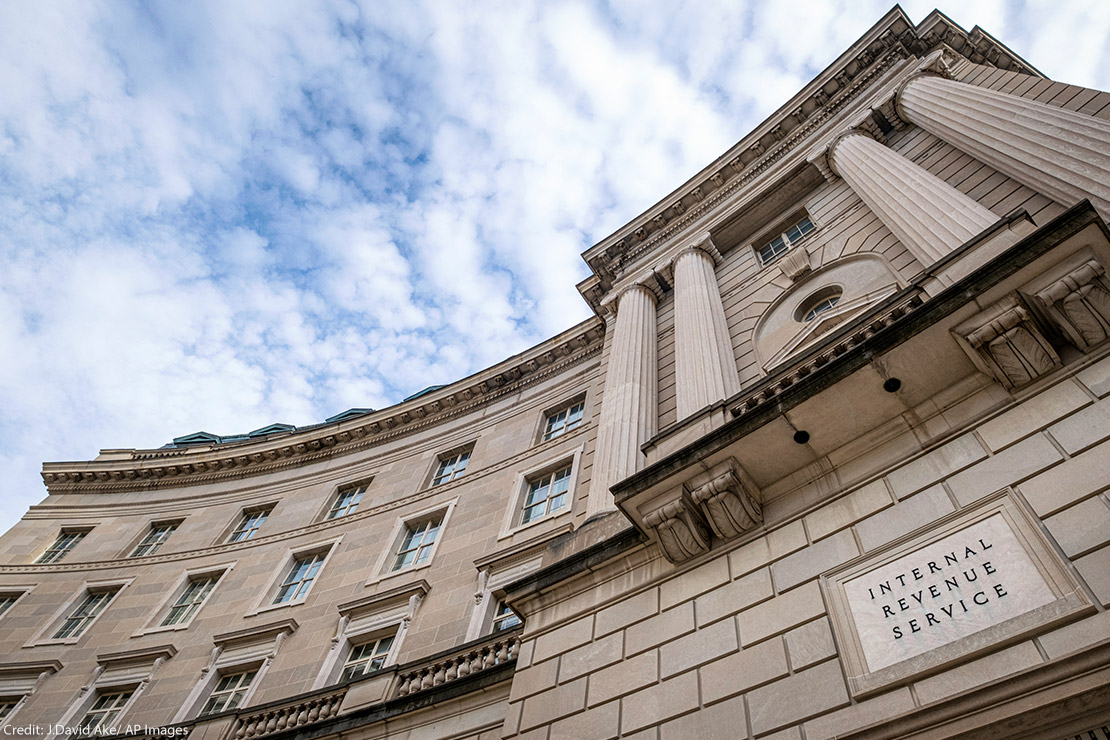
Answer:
[796,286,843,322]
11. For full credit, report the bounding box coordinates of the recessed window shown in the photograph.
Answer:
[543,401,584,441]
[161,575,219,627]
[432,449,471,486]
[129,522,178,558]
[758,215,815,266]
[76,690,133,731]
[227,508,271,542]
[521,466,572,524]
[0,698,20,721]
[341,633,395,681]
[200,670,256,715]
[52,588,120,640]
[491,601,522,633]
[795,286,844,323]
[326,485,366,520]
[273,553,326,605]
[0,593,21,618]
[36,530,88,564]
[392,518,442,571]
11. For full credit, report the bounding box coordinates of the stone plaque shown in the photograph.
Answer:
[823,491,1091,696]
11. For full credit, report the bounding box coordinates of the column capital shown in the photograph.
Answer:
[826,127,880,179]
[893,63,956,125]
[599,272,664,319]
[674,232,723,267]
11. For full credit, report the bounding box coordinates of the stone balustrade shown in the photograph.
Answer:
[228,688,346,739]
[394,631,521,698]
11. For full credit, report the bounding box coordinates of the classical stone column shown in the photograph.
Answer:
[589,282,658,517]
[672,239,741,419]
[897,74,1110,215]
[829,130,999,266]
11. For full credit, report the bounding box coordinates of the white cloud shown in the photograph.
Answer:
[0,0,1107,533]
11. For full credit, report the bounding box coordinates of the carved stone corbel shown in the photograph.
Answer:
[957,296,1061,389]
[1035,259,1110,351]
[643,498,710,564]
[777,245,813,282]
[686,459,763,540]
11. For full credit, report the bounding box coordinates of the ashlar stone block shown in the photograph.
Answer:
[771,529,859,593]
[619,670,700,735]
[855,484,954,552]
[660,693,747,740]
[660,616,738,678]
[699,634,789,705]
[784,617,837,671]
[728,520,807,578]
[587,649,658,707]
[804,480,894,543]
[1037,608,1110,659]
[803,687,915,740]
[595,587,659,637]
[747,659,850,736]
[1047,395,1110,455]
[886,433,987,500]
[694,566,773,628]
[626,601,695,655]
[519,676,588,731]
[1044,495,1110,558]
[532,614,593,663]
[548,699,619,740]
[1020,438,1110,516]
[1074,544,1110,605]
[738,580,826,646]
[946,433,1062,507]
[976,379,1090,452]
[558,630,623,682]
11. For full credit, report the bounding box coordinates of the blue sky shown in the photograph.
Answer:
[1,1,1108,533]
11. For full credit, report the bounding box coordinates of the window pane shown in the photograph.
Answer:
[201,670,255,715]
[37,531,87,564]
[53,589,118,639]
[229,509,270,542]
[273,553,325,604]
[130,524,177,557]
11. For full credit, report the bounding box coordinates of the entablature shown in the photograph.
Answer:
[40,320,603,494]
[577,8,1041,314]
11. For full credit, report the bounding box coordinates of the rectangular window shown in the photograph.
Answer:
[228,508,271,542]
[161,576,218,627]
[326,486,365,520]
[0,594,20,618]
[521,466,572,524]
[341,633,395,681]
[758,215,815,265]
[129,523,178,557]
[491,601,522,633]
[0,699,19,721]
[432,450,470,486]
[52,588,119,640]
[200,670,255,715]
[543,401,584,441]
[36,530,88,564]
[273,553,326,604]
[392,518,442,571]
[76,690,133,731]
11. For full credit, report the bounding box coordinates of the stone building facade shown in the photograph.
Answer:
[3,7,1110,740]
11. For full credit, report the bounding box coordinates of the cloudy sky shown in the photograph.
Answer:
[1,1,1107,532]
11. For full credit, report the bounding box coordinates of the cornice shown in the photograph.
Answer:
[2,415,592,574]
[577,11,1042,313]
[40,322,603,494]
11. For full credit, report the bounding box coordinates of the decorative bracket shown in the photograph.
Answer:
[955,294,1061,389]
[687,459,763,540]
[643,498,711,564]
[1035,259,1110,352]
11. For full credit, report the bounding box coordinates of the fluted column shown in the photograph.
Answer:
[829,130,999,266]
[673,241,740,419]
[590,283,658,517]
[897,74,1110,215]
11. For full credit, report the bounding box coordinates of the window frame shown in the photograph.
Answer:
[540,396,586,443]
[225,505,274,544]
[199,668,257,716]
[0,586,33,622]
[247,537,341,616]
[498,447,583,540]
[323,479,371,521]
[35,528,92,564]
[29,579,132,646]
[428,444,474,487]
[135,564,233,636]
[752,212,818,267]
[75,688,135,732]
[368,502,456,584]
[339,630,398,682]
[126,519,182,558]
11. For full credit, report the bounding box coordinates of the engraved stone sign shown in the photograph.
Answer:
[843,513,1054,672]
[823,492,1091,696]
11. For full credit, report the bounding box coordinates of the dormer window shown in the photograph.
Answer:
[758,215,815,266]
